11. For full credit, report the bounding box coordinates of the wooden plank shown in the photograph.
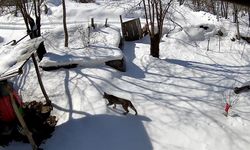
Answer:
[0,59,29,81]
[0,72,20,81]
[0,37,41,81]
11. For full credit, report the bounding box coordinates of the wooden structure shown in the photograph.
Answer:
[0,37,50,150]
[120,16,142,41]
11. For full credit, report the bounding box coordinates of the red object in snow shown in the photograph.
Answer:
[0,91,23,122]
[224,102,231,113]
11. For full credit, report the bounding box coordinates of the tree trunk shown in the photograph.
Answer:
[62,0,69,47]
[220,0,228,19]
[224,2,228,19]
[248,9,250,27]
[211,0,216,15]
[220,0,224,17]
[233,4,237,23]
[216,1,219,21]
[233,5,240,40]
[16,0,46,61]
[142,0,173,58]
[196,0,201,11]
[150,33,160,58]
[236,11,240,40]
[26,15,46,61]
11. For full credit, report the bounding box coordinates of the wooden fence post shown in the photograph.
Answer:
[91,18,95,29]
[105,18,108,27]
[120,15,124,37]
[207,38,210,51]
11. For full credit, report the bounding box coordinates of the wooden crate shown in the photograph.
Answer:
[121,18,142,41]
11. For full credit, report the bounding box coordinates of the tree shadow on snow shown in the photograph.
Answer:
[165,58,250,87]
[121,36,151,79]
[43,114,153,150]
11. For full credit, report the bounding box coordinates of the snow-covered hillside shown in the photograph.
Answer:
[1,0,250,150]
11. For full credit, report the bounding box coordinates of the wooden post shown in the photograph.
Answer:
[31,53,51,105]
[120,15,124,37]
[207,38,210,51]
[120,15,123,24]
[87,26,90,46]
[219,36,221,52]
[105,18,108,27]
[91,18,95,29]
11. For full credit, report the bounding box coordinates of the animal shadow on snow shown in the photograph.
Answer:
[44,114,153,150]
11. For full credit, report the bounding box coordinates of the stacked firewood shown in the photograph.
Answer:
[0,101,57,147]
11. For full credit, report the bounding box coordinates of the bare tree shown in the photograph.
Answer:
[15,0,46,60]
[142,0,173,58]
[62,0,68,47]
[221,0,229,19]
[233,4,240,39]
[233,4,238,23]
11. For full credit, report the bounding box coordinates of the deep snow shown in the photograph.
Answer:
[1,0,250,150]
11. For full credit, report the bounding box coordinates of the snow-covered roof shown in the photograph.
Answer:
[39,25,123,69]
[0,37,44,81]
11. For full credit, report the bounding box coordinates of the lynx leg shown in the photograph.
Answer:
[130,103,138,115]
[113,104,116,109]
[107,102,113,106]
[122,104,129,115]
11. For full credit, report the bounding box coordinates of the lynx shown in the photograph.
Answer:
[103,92,137,115]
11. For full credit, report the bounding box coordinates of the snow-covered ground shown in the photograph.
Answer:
[1,0,250,150]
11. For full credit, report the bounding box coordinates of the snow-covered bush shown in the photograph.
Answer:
[76,25,91,47]
[76,25,101,48]
[125,6,144,18]
[76,24,112,48]
[175,24,227,42]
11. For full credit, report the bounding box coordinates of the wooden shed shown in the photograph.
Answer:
[120,16,142,41]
